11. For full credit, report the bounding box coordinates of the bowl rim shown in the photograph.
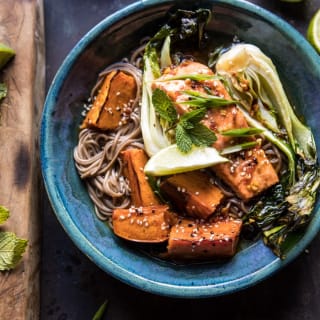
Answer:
[40,0,320,298]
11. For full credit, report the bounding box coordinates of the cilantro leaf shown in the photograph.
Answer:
[0,232,28,271]
[152,88,177,124]
[176,123,193,153]
[0,83,7,101]
[0,206,9,224]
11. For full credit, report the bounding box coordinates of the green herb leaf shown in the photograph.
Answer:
[0,232,28,271]
[220,141,258,155]
[92,300,108,320]
[0,83,7,101]
[176,109,216,152]
[188,123,217,147]
[181,90,236,108]
[152,88,177,124]
[0,206,9,224]
[176,123,193,153]
[180,108,206,126]
[220,127,264,137]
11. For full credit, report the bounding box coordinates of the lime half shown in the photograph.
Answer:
[307,9,320,54]
[0,43,15,70]
[144,144,228,176]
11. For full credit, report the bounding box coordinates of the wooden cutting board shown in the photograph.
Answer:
[0,0,45,319]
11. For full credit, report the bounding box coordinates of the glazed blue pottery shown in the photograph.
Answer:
[40,0,320,297]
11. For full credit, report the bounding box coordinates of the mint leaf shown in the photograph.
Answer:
[0,83,7,101]
[176,123,193,153]
[0,206,9,224]
[0,232,28,271]
[152,88,177,123]
[180,108,206,125]
[188,123,217,146]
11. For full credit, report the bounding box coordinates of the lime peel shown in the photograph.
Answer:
[0,43,15,70]
[144,144,228,176]
[307,9,320,54]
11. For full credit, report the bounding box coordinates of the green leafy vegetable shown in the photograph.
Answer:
[0,232,28,271]
[152,88,177,124]
[216,44,320,257]
[220,127,264,137]
[92,300,108,320]
[220,141,258,155]
[216,43,317,164]
[0,205,9,224]
[141,9,211,156]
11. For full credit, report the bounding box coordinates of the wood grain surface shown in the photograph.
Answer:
[0,0,45,319]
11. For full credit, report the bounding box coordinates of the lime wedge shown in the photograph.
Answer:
[307,9,320,54]
[144,144,228,176]
[0,43,15,70]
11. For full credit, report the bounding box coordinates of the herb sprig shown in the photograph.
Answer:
[0,205,28,270]
[152,88,217,153]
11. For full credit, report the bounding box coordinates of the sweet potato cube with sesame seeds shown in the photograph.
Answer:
[81,70,137,130]
[167,216,242,259]
[212,147,279,201]
[121,148,161,207]
[112,205,173,243]
[160,171,225,219]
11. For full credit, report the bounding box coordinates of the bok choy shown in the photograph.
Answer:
[215,44,320,258]
[141,9,211,156]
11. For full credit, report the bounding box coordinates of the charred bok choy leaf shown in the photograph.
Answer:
[141,9,211,156]
[215,44,320,258]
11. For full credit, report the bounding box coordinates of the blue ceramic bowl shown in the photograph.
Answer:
[40,0,320,297]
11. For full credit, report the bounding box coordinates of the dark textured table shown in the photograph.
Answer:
[41,1,320,319]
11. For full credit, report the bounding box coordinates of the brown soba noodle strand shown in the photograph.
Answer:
[74,62,143,220]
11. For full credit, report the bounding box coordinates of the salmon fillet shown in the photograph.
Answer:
[153,60,279,200]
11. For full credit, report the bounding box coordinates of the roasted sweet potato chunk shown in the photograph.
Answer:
[167,216,242,259]
[112,205,172,243]
[121,148,160,207]
[160,171,224,219]
[81,70,137,130]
